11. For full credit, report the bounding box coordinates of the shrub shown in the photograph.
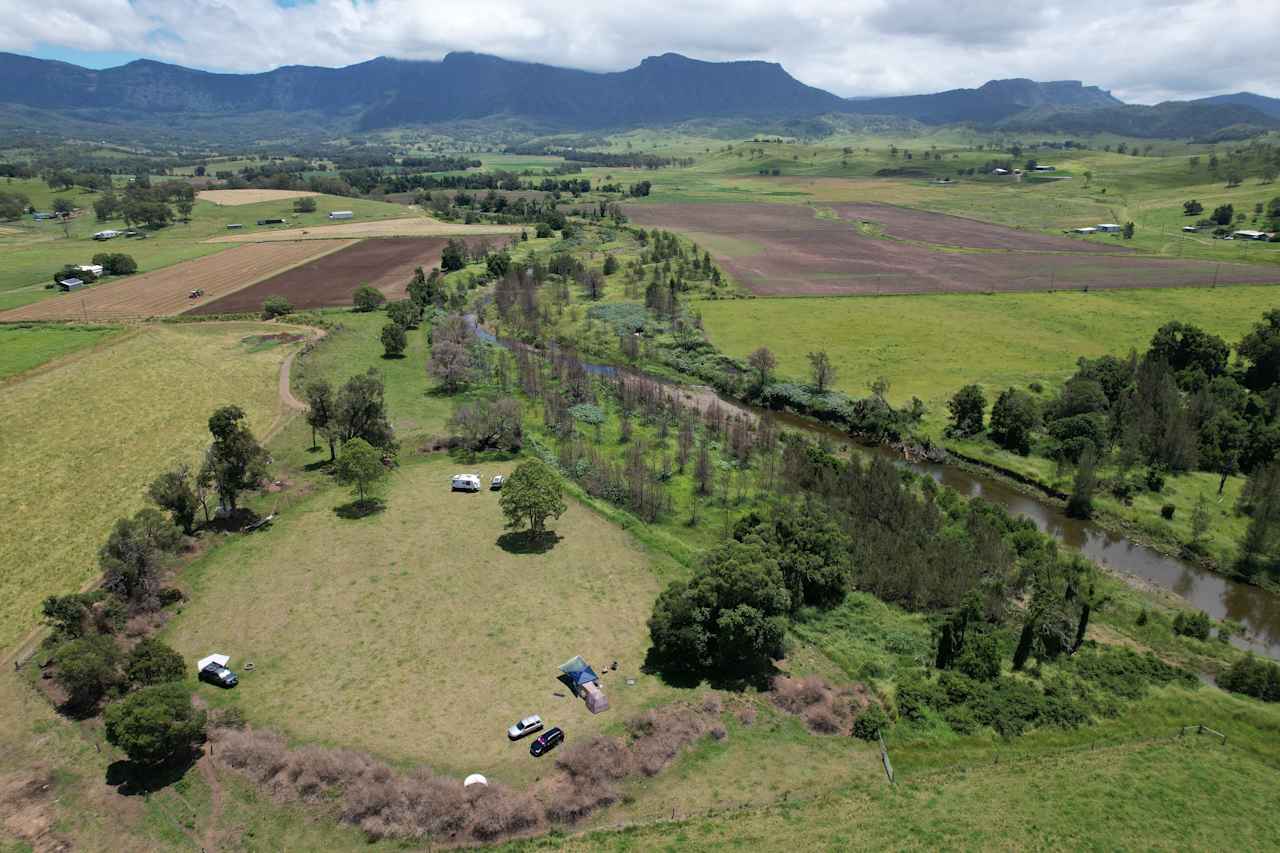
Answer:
[893,672,941,722]
[1161,503,1176,520]
[1217,654,1280,702]
[852,703,888,740]
[104,683,206,765]
[262,295,293,319]
[943,703,980,735]
[1145,467,1167,493]
[125,638,187,688]
[981,679,1045,738]
[353,285,386,312]
[954,631,1002,681]
[1172,610,1212,641]
[380,322,407,358]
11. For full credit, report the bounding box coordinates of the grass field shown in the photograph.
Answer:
[196,189,321,206]
[0,322,302,651]
[0,323,122,379]
[163,456,668,781]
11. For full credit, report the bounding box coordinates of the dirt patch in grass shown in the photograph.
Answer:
[189,237,492,314]
[0,241,353,321]
[197,189,321,206]
[628,203,1280,296]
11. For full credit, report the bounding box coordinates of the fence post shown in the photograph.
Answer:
[879,730,895,785]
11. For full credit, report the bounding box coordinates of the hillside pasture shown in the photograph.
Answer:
[188,236,494,314]
[630,203,1280,296]
[205,216,523,243]
[197,189,321,206]
[0,322,122,379]
[0,322,300,651]
[164,456,666,781]
[0,240,353,321]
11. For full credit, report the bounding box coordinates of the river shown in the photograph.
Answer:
[471,320,1280,657]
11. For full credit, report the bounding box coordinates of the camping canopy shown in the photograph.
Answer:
[559,655,599,689]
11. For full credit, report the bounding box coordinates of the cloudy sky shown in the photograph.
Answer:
[2,0,1276,103]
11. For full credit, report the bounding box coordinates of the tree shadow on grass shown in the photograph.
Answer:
[304,457,334,472]
[496,530,563,555]
[334,498,385,520]
[640,647,780,692]
[105,748,200,796]
[380,353,407,360]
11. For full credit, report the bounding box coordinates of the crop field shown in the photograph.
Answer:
[196,189,321,206]
[0,322,301,651]
[164,456,668,781]
[205,216,523,243]
[630,203,1280,295]
[188,236,492,314]
[0,240,354,321]
[0,323,122,379]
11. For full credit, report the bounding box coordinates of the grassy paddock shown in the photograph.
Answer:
[164,456,667,782]
[0,322,123,379]
[0,321,300,650]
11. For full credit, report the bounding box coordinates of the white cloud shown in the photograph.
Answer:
[0,0,1276,102]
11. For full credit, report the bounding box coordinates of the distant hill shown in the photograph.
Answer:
[842,79,1121,124]
[0,50,1276,142]
[998,101,1280,140]
[0,51,846,132]
[1191,92,1280,120]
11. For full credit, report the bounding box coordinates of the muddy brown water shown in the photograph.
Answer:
[471,321,1280,657]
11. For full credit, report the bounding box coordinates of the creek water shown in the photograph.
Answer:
[471,321,1280,657]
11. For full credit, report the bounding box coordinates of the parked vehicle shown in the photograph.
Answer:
[529,726,564,757]
[451,474,482,492]
[507,714,543,740]
[189,288,205,299]
[199,661,238,688]
[490,475,505,491]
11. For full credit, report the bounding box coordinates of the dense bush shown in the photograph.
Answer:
[53,634,122,708]
[262,295,293,319]
[125,638,186,688]
[852,703,888,740]
[1217,654,1280,701]
[1172,609,1213,641]
[352,285,386,312]
[104,683,206,764]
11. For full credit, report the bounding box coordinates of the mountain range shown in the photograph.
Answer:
[2,50,1278,142]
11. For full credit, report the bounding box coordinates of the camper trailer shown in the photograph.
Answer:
[328,210,354,220]
[451,473,482,492]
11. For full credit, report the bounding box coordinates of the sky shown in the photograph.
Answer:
[2,0,1277,104]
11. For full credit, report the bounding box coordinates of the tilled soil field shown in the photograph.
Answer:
[188,236,497,314]
[0,241,353,321]
[629,203,1280,295]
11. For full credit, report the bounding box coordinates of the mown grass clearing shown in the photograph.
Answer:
[0,322,122,379]
[0,321,300,651]
[164,456,666,782]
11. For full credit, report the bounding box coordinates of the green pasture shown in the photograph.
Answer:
[0,322,121,379]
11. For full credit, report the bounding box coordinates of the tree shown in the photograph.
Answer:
[380,322,407,358]
[385,299,420,330]
[200,405,268,513]
[485,251,511,279]
[125,638,186,688]
[807,350,836,394]
[53,634,121,709]
[261,295,293,319]
[304,379,337,458]
[498,459,566,537]
[353,285,385,312]
[427,313,479,392]
[52,197,74,216]
[334,438,388,506]
[293,196,317,213]
[733,499,851,610]
[1238,308,1280,391]
[603,254,619,276]
[148,466,199,534]
[989,388,1037,455]
[448,397,523,453]
[105,683,206,765]
[100,509,183,605]
[1191,492,1212,546]
[647,540,790,675]
[175,199,193,222]
[333,370,397,452]
[947,384,987,436]
[95,253,136,275]
[440,238,467,272]
[42,593,93,640]
[1211,203,1235,226]
[1182,200,1204,216]
[1066,447,1098,519]
[1122,221,1135,239]
[747,347,776,388]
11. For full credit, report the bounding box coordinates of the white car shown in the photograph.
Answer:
[507,714,544,740]
[451,473,481,492]
[490,475,505,491]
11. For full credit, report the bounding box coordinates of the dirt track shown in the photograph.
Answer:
[188,237,497,314]
[629,203,1280,296]
[204,216,521,243]
[0,241,354,321]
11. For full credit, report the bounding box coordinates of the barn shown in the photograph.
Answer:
[58,277,85,292]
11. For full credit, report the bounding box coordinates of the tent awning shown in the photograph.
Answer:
[197,653,229,672]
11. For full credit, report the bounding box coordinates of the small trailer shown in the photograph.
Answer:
[328,210,354,220]
[451,473,482,492]
[93,229,122,241]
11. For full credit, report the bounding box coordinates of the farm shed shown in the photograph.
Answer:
[57,277,85,292]
[93,230,121,240]
[991,168,1009,175]
[1182,226,1199,233]
[226,223,243,229]
[1233,230,1271,241]
[1072,227,1098,235]
[1096,224,1122,233]
[256,218,287,226]
[328,210,354,220]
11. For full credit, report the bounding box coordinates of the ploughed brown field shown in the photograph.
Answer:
[0,241,353,321]
[188,236,496,314]
[628,203,1280,296]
